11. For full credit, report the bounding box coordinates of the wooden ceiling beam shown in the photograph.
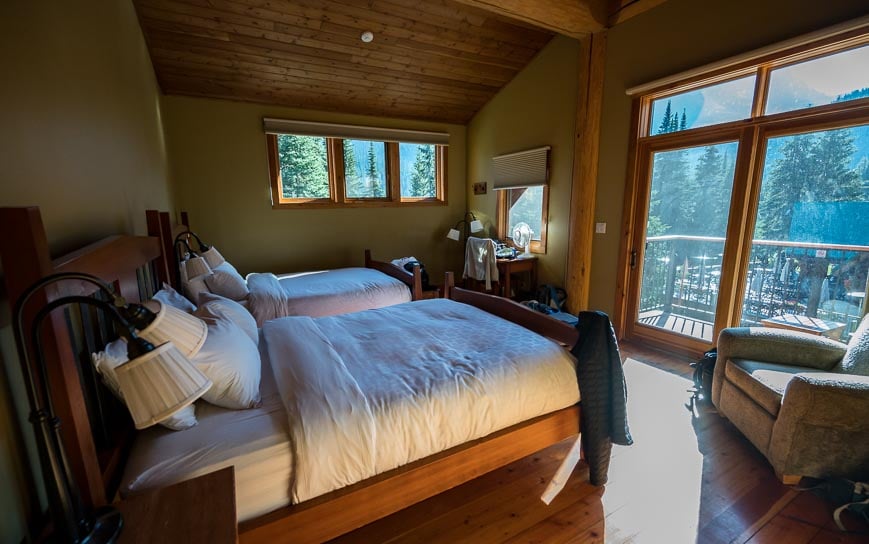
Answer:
[607,0,669,26]
[450,0,607,38]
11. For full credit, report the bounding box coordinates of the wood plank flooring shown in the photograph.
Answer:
[330,341,868,543]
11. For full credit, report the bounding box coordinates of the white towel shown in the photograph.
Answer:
[463,237,499,291]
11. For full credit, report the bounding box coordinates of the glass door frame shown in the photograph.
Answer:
[616,102,869,356]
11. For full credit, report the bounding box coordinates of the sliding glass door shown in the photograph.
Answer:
[620,34,869,353]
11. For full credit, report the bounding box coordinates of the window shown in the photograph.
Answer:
[399,143,438,199]
[494,147,550,254]
[621,28,869,352]
[265,120,448,208]
[344,139,387,199]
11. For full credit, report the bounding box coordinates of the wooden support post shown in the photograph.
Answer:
[565,32,607,314]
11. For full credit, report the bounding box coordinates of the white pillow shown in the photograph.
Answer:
[205,262,249,302]
[153,283,196,313]
[91,340,197,431]
[192,313,261,409]
[182,273,211,303]
[196,292,258,345]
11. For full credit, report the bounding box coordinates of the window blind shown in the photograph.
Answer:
[262,118,449,145]
[492,146,550,190]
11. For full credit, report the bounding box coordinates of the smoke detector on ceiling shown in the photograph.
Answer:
[360,31,374,43]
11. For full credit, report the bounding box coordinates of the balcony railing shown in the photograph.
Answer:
[640,235,869,342]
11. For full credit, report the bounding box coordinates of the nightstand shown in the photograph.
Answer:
[115,467,237,543]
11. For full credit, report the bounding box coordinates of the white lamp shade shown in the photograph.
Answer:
[200,246,226,268]
[138,301,208,358]
[447,228,461,241]
[184,255,213,279]
[115,342,212,429]
[469,219,484,233]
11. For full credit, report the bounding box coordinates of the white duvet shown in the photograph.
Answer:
[264,298,580,503]
[246,267,411,325]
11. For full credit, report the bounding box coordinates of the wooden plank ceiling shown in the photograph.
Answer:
[134,0,667,123]
[134,0,559,123]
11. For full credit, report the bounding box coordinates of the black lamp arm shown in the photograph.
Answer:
[11,273,143,543]
[174,230,211,252]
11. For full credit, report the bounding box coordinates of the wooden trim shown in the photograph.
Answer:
[608,0,668,26]
[750,65,771,119]
[158,211,178,289]
[239,405,580,544]
[364,249,424,300]
[386,142,401,200]
[565,31,606,313]
[612,97,643,339]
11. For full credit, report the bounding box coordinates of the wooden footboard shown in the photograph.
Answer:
[239,406,580,544]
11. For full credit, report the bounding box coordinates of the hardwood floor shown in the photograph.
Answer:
[330,341,867,543]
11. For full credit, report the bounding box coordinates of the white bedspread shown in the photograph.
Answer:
[263,298,579,503]
[246,267,411,325]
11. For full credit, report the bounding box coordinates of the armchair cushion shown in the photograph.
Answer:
[726,359,826,416]
[834,314,869,376]
[718,327,847,369]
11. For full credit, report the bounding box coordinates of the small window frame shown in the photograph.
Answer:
[267,134,448,209]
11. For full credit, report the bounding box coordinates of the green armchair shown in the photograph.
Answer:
[712,314,869,483]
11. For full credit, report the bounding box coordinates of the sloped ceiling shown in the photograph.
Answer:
[133,0,667,123]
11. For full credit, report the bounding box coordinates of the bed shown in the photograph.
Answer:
[145,209,426,324]
[1,206,590,544]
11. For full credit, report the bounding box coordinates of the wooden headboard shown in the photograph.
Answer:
[145,209,189,289]
[0,207,168,512]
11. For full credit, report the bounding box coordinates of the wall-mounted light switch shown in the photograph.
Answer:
[473,182,487,195]
[595,222,607,234]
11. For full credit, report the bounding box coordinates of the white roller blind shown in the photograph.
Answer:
[493,146,550,190]
[263,118,449,145]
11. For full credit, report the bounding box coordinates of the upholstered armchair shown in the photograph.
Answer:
[712,314,869,483]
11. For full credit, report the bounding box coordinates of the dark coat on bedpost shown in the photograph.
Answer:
[572,311,632,486]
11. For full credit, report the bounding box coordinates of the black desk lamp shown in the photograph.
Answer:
[12,273,211,543]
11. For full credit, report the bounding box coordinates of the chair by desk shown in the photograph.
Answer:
[497,256,538,300]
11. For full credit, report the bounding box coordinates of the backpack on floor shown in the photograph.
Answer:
[690,348,717,401]
[802,478,869,533]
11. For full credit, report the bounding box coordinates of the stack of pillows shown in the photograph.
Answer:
[91,284,261,431]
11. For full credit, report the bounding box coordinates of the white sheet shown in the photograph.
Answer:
[246,267,411,325]
[120,338,293,522]
[264,298,579,503]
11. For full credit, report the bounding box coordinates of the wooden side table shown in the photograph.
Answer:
[497,256,538,299]
[115,467,238,543]
[761,314,846,340]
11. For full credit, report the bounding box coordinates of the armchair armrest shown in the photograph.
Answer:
[712,327,846,407]
[769,373,869,480]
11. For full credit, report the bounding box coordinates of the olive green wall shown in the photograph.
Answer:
[466,36,581,287]
[591,0,869,315]
[0,1,173,541]
[161,96,467,281]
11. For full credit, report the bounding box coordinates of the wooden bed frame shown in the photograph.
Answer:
[1,206,581,543]
[145,209,426,300]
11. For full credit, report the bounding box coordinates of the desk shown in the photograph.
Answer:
[761,314,846,340]
[497,256,537,299]
[116,467,237,543]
